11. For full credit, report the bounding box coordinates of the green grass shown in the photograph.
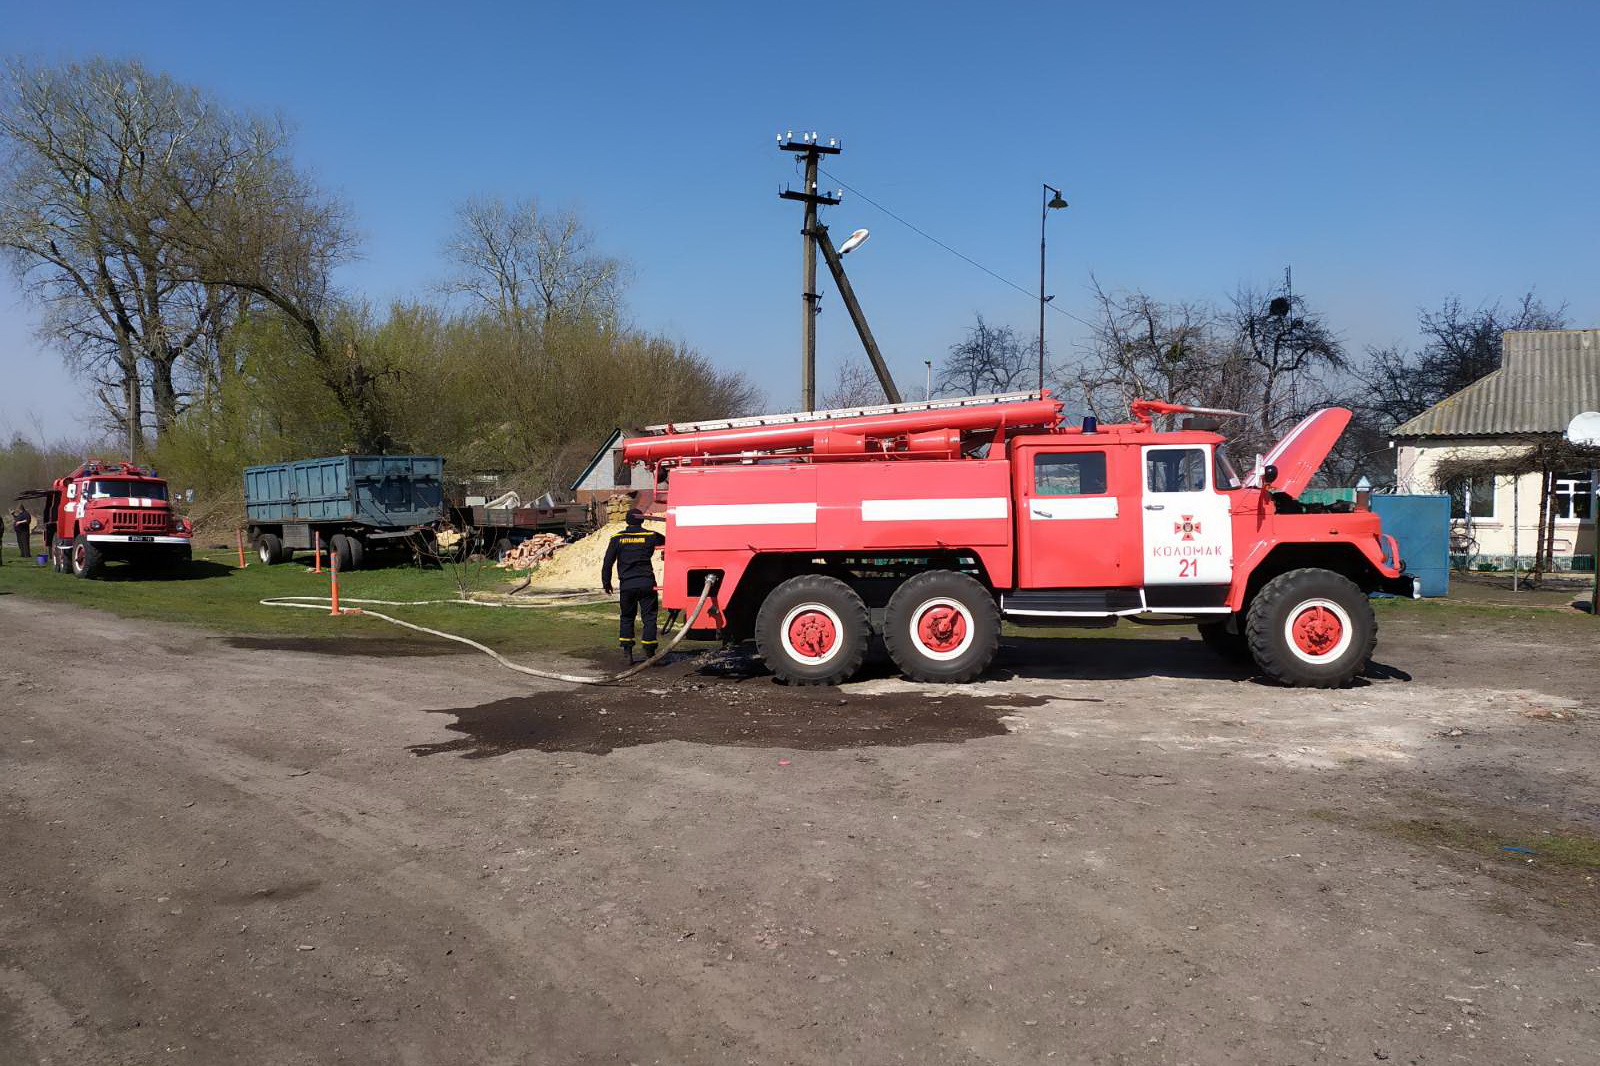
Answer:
[0,548,621,657]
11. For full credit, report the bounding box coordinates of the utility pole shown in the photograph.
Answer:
[779,132,840,411]
[813,224,901,404]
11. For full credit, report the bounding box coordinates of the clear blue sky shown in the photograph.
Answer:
[4,0,1598,439]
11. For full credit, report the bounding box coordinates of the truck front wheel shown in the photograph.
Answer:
[883,570,1000,683]
[1246,568,1375,688]
[755,575,871,686]
[70,535,104,580]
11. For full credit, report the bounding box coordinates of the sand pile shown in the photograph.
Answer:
[524,520,630,590]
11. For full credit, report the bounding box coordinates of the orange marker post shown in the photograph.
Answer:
[236,528,248,569]
[313,531,323,573]
[329,548,341,615]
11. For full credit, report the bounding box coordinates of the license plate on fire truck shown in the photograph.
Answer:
[129,535,154,542]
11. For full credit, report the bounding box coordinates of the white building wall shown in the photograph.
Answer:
[1398,439,1596,565]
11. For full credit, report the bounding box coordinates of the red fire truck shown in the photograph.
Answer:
[26,459,192,579]
[622,392,1416,688]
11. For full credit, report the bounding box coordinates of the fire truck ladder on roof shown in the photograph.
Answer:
[640,391,1048,436]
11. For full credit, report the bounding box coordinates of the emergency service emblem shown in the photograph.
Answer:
[1175,515,1201,541]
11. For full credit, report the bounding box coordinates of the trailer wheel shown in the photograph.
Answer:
[347,535,365,571]
[70,534,104,580]
[755,574,870,686]
[1246,568,1375,688]
[329,534,358,574]
[883,570,1000,683]
[256,533,284,565]
[1197,619,1251,661]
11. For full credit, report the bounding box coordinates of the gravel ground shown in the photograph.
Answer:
[1,594,1596,1065]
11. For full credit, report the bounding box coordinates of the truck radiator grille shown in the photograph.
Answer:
[110,510,170,531]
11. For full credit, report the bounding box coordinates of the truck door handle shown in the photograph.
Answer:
[1144,504,1165,511]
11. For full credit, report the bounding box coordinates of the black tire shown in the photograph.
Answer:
[492,537,512,563]
[754,574,871,685]
[256,533,283,565]
[1246,568,1376,688]
[1198,619,1251,661]
[346,535,365,571]
[70,534,103,580]
[329,534,357,574]
[883,570,1000,683]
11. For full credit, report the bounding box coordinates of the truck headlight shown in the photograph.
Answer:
[89,519,103,531]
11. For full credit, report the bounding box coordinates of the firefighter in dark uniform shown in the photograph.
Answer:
[601,509,667,663]
[9,504,31,564]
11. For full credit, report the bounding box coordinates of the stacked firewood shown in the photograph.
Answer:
[497,532,567,570]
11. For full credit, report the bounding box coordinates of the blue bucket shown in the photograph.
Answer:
[35,553,47,566]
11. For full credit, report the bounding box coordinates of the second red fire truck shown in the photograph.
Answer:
[623,392,1415,688]
[25,459,192,579]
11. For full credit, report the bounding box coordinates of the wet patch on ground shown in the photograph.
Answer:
[222,636,467,657]
[410,652,1040,757]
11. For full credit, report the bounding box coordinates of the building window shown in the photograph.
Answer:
[1035,452,1107,496]
[1146,448,1207,493]
[1552,472,1593,520]
[1446,475,1495,520]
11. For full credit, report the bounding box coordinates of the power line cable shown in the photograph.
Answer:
[817,166,1098,331]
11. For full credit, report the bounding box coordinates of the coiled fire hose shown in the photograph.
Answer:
[260,575,719,686]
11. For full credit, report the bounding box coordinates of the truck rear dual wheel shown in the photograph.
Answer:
[256,533,285,565]
[1246,568,1376,688]
[329,534,364,573]
[755,575,871,686]
[883,570,1000,683]
[70,534,103,580]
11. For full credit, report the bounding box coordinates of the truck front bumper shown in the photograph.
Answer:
[86,534,191,545]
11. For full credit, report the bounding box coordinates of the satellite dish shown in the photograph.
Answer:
[1565,411,1600,446]
[838,228,870,255]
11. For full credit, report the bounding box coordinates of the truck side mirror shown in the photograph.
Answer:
[1262,464,1278,487]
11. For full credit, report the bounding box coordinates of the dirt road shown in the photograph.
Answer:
[2,595,1596,1065]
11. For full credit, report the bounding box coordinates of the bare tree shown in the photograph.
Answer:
[1353,292,1568,434]
[1073,279,1259,427]
[1227,285,1346,445]
[820,358,885,409]
[443,196,624,335]
[938,313,1033,397]
[0,58,270,453]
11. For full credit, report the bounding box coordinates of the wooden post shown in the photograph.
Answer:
[236,528,248,569]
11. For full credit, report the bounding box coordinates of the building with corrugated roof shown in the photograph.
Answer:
[1393,329,1599,568]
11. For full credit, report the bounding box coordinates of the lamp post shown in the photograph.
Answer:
[1039,184,1068,392]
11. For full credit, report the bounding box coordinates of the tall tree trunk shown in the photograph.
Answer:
[1531,468,1552,585]
[148,352,179,439]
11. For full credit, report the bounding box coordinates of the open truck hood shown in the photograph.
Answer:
[1243,407,1352,497]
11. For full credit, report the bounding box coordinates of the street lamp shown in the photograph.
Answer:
[1039,184,1068,391]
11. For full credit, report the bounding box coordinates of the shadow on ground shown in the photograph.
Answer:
[96,559,234,582]
[223,636,467,657]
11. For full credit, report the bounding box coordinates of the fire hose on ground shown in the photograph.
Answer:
[259,575,719,686]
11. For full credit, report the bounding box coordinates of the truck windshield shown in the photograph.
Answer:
[87,479,168,501]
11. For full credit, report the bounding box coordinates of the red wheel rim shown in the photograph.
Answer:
[1291,605,1343,656]
[915,604,968,653]
[73,544,84,569]
[787,609,838,660]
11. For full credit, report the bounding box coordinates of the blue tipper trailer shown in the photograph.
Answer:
[243,455,444,570]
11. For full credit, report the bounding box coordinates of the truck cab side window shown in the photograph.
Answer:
[1035,452,1107,496]
[1146,448,1207,493]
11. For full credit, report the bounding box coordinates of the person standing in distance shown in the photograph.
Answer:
[601,508,666,664]
[9,503,32,565]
